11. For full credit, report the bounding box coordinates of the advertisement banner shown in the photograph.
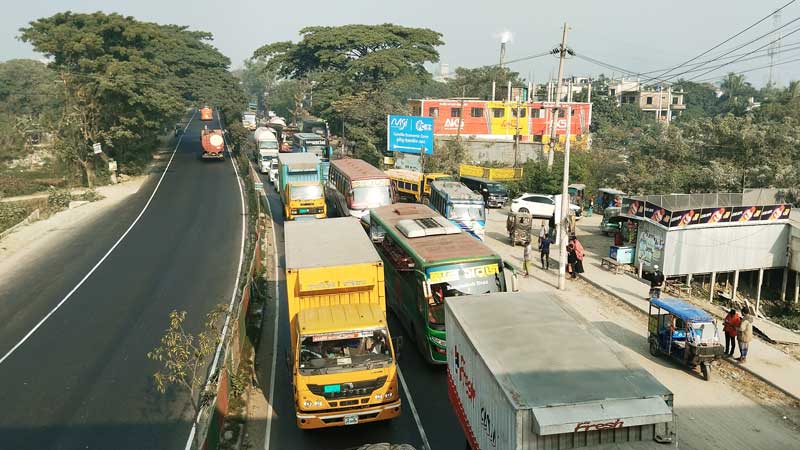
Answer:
[697,207,731,225]
[645,202,669,225]
[669,209,699,228]
[730,205,761,223]
[387,115,434,154]
[622,198,644,217]
[760,204,792,221]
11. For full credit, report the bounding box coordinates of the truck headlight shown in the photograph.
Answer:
[303,400,312,408]
[384,391,393,399]
[314,400,322,407]
[429,336,446,347]
[374,393,383,401]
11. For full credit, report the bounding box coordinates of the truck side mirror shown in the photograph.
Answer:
[503,261,520,292]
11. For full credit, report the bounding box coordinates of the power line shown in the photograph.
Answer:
[650,0,797,80]
[693,55,800,83]
[688,24,800,80]
[501,51,553,66]
[667,16,800,81]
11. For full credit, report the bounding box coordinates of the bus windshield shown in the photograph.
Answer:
[290,184,323,200]
[427,262,504,329]
[352,185,392,210]
[450,204,485,221]
[299,329,392,375]
[487,183,507,194]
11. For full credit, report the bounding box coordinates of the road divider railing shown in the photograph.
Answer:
[190,114,268,450]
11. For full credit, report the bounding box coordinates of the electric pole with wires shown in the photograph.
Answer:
[548,23,570,170]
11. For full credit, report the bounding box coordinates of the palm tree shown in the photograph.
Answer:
[721,72,746,101]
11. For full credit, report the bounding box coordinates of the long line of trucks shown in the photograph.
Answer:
[269,157,679,450]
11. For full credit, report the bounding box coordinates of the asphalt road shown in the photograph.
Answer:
[254,166,465,450]
[0,113,244,450]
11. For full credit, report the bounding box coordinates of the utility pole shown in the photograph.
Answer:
[513,98,521,168]
[558,105,573,290]
[547,22,569,170]
[456,87,466,142]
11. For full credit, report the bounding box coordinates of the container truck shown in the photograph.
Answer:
[278,153,326,220]
[242,112,257,130]
[429,181,486,240]
[200,128,225,160]
[446,291,675,450]
[199,106,213,121]
[284,217,402,429]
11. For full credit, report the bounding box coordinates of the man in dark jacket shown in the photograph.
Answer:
[649,265,665,299]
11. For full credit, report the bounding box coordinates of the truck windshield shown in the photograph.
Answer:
[306,144,327,158]
[487,183,507,194]
[299,329,392,375]
[427,262,504,330]
[450,204,485,221]
[259,141,279,150]
[290,184,323,200]
[352,186,392,210]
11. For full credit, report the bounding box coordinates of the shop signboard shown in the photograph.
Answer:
[760,204,792,221]
[730,205,761,223]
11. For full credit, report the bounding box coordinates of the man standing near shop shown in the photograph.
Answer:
[723,308,741,357]
[737,307,754,363]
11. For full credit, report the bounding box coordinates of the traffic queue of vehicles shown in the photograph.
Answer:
[243,121,675,449]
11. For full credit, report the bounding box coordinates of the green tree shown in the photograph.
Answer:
[20,12,245,185]
[447,66,523,100]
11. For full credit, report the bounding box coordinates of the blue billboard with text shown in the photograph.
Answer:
[387,115,434,154]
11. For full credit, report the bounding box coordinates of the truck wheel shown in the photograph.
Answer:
[701,362,711,381]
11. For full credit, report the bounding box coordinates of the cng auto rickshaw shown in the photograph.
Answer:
[506,211,533,246]
[600,207,625,235]
[648,298,724,380]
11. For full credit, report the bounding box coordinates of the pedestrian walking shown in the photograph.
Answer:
[523,240,533,276]
[539,235,552,270]
[649,265,665,299]
[538,221,547,244]
[737,307,754,363]
[722,308,741,357]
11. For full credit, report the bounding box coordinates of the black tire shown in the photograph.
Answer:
[649,339,660,357]
[701,363,711,381]
[519,207,529,214]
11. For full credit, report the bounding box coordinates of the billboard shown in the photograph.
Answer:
[387,115,434,154]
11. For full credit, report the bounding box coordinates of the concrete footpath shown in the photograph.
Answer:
[485,209,800,402]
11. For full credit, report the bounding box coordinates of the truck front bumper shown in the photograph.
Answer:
[296,399,401,429]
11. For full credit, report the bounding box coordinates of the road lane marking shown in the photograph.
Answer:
[184,111,247,450]
[397,366,432,450]
[0,113,195,367]
[261,178,280,450]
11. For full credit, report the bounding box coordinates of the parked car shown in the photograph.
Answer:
[511,193,580,219]
[268,159,279,183]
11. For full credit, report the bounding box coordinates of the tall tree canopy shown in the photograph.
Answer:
[447,66,524,99]
[19,11,245,184]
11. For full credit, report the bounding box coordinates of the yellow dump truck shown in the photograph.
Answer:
[458,163,523,181]
[284,217,401,429]
[385,168,453,203]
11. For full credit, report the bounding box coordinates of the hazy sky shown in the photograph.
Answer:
[2,0,798,87]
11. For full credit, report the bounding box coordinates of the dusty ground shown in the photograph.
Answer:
[0,176,147,287]
[485,209,800,450]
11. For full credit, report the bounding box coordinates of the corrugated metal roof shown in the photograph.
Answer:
[285,217,380,269]
[447,291,672,410]
[371,204,496,263]
[278,153,320,170]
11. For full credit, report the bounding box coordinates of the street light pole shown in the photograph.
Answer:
[558,105,573,290]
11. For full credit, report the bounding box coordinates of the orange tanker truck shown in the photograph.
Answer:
[201,127,225,160]
[200,106,213,121]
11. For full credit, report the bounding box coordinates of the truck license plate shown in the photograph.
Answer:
[344,414,359,425]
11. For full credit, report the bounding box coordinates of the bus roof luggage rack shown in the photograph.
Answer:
[396,217,461,238]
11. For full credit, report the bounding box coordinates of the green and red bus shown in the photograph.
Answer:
[368,203,516,364]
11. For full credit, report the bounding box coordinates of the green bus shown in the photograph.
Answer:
[368,203,517,364]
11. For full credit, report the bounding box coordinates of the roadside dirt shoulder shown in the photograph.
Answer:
[0,177,148,283]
